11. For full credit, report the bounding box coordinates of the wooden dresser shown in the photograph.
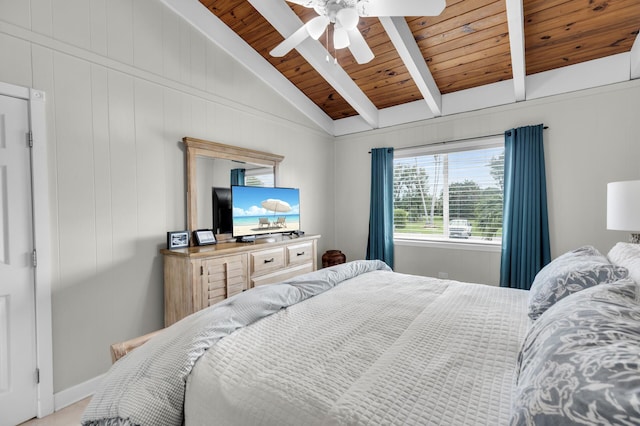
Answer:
[161,234,320,326]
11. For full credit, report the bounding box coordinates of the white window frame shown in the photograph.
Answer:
[393,135,504,251]
[244,167,275,187]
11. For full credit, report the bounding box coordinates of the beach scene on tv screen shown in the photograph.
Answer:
[232,186,300,236]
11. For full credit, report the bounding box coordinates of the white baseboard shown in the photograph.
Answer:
[53,374,105,411]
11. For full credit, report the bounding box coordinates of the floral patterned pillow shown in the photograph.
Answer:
[511,279,640,425]
[528,246,628,320]
[608,242,640,296]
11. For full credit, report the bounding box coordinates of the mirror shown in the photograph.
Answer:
[184,137,284,243]
[195,157,274,229]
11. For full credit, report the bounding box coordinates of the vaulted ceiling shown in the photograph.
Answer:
[162,0,640,135]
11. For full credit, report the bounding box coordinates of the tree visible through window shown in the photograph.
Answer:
[244,169,275,187]
[393,138,504,243]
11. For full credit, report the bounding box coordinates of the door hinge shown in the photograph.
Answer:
[32,249,37,268]
[36,368,40,384]
[27,131,33,148]
[200,266,204,275]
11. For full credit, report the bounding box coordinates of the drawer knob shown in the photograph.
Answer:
[297,252,305,256]
[264,258,275,263]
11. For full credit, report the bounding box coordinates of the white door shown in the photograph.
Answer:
[0,95,37,425]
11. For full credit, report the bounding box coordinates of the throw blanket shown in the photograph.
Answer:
[81,260,391,426]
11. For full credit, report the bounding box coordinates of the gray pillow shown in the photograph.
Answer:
[528,246,628,320]
[512,279,640,425]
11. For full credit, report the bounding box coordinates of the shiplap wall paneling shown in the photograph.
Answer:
[161,88,187,230]
[89,0,108,55]
[52,0,91,50]
[0,34,31,88]
[134,80,167,239]
[108,0,134,65]
[161,6,181,82]
[51,52,101,386]
[0,1,29,28]
[134,0,164,74]
[0,0,334,395]
[53,53,96,283]
[107,71,138,263]
[90,64,114,269]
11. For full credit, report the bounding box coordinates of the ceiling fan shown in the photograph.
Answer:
[270,0,447,64]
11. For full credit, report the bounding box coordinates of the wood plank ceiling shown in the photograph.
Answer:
[202,0,640,121]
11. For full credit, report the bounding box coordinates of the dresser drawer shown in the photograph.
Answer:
[286,242,313,266]
[251,263,314,287]
[251,247,285,275]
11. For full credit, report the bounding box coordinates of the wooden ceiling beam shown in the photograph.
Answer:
[165,0,334,133]
[506,0,526,101]
[380,16,442,116]
[248,0,379,129]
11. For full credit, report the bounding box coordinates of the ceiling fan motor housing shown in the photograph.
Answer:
[272,0,390,64]
[313,0,359,23]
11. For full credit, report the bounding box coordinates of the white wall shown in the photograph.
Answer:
[0,0,334,393]
[335,80,640,284]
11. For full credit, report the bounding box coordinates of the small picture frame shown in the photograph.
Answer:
[194,229,216,246]
[167,231,189,249]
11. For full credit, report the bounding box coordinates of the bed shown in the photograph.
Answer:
[82,243,640,426]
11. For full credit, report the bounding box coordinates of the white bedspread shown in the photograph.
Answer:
[185,270,530,425]
[82,260,391,426]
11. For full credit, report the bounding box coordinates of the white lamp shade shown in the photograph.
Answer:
[607,180,640,231]
[333,25,350,49]
[337,8,359,30]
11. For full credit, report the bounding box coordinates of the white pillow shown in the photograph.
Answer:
[608,242,640,301]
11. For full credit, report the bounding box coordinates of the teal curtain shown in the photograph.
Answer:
[366,147,394,269]
[500,124,551,290]
[230,168,245,186]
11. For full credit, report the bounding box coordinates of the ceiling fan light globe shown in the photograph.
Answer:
[336,7,359,30]
[306,15,330,39]
[334,26,350,49]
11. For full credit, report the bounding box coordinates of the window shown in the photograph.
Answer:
[244,167,275,187]
[393,137,504,244]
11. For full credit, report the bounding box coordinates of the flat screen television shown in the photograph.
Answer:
[231,185,300,239]
[212,187,232,235]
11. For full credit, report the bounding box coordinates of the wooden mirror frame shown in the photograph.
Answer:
[183,137,284,244]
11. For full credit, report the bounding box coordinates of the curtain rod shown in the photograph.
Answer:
[368,126,549,153]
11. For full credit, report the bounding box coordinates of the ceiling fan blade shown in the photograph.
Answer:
[284,0,316,6]
[357,0,446,17]
[270,25,310,57]
[306,15,330,39]
[346,29,374,64]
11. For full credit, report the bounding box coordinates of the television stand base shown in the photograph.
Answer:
[236,235,256,243]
